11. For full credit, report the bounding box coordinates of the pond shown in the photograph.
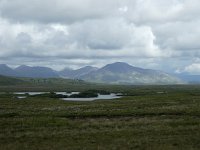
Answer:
[13,92,122,101]
[55,92,80,96]
[14,92,48,96]
[14,92,80,96]
[62,93,121,101]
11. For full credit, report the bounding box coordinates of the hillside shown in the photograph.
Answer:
[0,64,18,77]
[15,65,59,78]
[0,65,59,78]
[59,66,98,78]
[81,62,183,84]
[0,75,26,85]
[0,75,103,92]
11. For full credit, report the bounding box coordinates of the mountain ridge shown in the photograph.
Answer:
[80,62,183,85]
[15,65,59,78]
[0,62,184,84]
[59,66,98,78]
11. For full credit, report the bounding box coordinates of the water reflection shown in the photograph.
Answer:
[62,93,121,101]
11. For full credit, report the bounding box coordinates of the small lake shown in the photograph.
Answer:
[55,92,80,96]
[62,93,121,101]
[14,92,80,96]
[14,92,48,95]
[13,92,122,101]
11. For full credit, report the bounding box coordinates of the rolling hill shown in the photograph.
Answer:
[0,75,26,85]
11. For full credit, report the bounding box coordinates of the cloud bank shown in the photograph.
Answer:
[0,0,199,73]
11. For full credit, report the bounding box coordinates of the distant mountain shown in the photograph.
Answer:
[59,66,98,78]
[0,63,185,84]
[175,73,200,83]
[80,62,183,84]
[59,68,73,77]
[0,64,17,77]
[15,65,59,78]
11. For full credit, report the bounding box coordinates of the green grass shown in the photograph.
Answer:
[0,75,26,85]
[0,86,200,149]
[0,75,127,92]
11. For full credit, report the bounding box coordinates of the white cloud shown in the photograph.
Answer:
[184,63,200,74]
[69,18,162,56]
[153,21,200,51]
[0,17,163,59]
[119,6,128,13]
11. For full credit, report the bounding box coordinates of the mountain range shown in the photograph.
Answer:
[0,62,184,84]
[0,64,59,78]
[175,73,200,84]
[80,62,182,84]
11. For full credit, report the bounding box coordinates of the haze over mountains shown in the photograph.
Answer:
[0,62,187,84]
[59,66,98,78]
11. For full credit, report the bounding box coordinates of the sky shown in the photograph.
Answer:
[0,0,200,74]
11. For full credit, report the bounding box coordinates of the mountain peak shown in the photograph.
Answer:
[15,65,30,70]
[81,62,183,84]
[111,62,130,65]
[0,64,16,77]
[106,62,130,66]
[101,62,136,73]
[0,64,10,68]
[77,66,98,71]
[15,65,59,78]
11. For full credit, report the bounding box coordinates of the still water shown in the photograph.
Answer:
[14,92,121,101]
[62,93,121,101]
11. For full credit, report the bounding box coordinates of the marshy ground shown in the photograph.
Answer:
[0,85,200,149]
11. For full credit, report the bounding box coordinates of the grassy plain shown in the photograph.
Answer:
[0,84,200,149]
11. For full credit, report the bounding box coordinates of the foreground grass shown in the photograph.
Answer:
[0,87,200,149]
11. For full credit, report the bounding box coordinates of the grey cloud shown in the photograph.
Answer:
[44,31,69,47]
[0,0,200,73]
[1,0,200,25]
[16,32,32,44]
[153,21,200,51]
[126,0,200,24]
[0,16,162,58]
[69,18,132,50]
[0,0,120,23]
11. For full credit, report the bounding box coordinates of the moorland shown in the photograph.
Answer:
[0,75,200,149]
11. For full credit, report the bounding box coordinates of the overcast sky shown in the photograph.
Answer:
[0,0,199,74]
